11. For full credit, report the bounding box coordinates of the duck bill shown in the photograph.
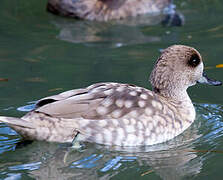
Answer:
[197,72,222,86]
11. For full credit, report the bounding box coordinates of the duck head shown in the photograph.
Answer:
[150,45,222,99]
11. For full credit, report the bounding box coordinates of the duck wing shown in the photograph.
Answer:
[33,82,153,120]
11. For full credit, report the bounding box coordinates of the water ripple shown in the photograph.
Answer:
[8,162,42,171]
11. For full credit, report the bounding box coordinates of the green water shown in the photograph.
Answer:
[0,0,223,179]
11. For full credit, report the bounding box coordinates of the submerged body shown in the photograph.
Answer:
[0,45,221,146]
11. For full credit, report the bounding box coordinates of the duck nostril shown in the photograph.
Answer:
[197,72,222,86]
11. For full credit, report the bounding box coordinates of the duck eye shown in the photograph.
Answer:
[188,54,200,67]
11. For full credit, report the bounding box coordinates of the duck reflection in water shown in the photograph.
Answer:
[11,121,202,180]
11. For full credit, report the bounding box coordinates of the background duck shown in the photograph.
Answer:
[47,0,173,21]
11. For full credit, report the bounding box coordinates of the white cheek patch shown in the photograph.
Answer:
[199,62,204,73]
[196,62,204,80]
[190,62,204,87]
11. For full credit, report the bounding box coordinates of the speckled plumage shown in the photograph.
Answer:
[0,45,221,146]
[47,0,171,21]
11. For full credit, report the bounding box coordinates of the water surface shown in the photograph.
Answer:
[0,0,223,179]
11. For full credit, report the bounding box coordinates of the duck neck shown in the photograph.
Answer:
[154,87,196,124]
[153,87,191,103]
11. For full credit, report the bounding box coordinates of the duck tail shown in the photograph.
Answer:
[0,116,34,129]
[47,0,97,18]
[0,116,77,142]
[47,0,109,21]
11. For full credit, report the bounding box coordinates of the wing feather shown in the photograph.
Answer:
[33,83,155,120]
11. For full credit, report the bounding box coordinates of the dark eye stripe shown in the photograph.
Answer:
[188,54,200,67]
